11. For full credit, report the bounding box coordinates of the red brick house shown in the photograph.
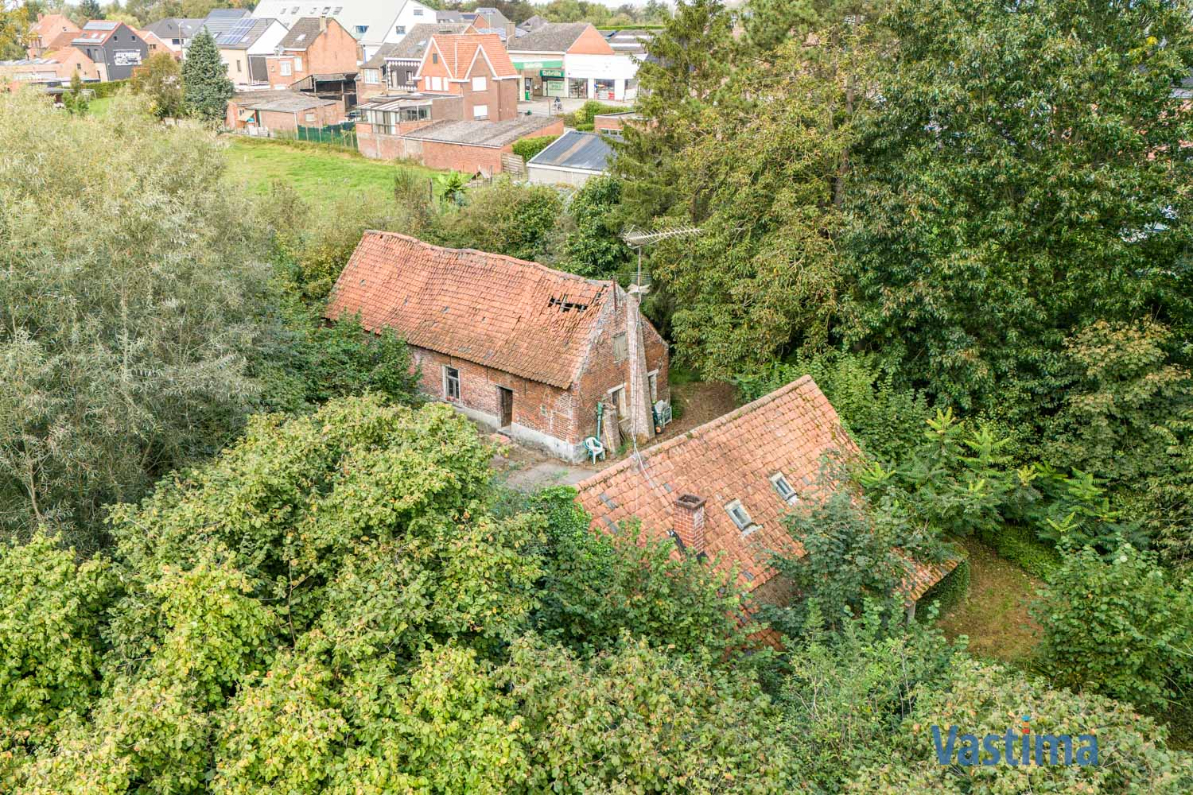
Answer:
[575,376,959,612]
[264,17,359,91]
[26,14,80,57]
[415,33,519,121]
[325,232,670,461]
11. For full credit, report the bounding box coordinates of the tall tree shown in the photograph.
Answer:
[130,51,185,119]
[0,90,275,551]
[181,27,232,123]
[77,0,103,21]
[842,0,1193,416]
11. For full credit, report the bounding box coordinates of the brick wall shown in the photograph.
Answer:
[357,118,565,175]
[266,19,358,90]
[410,345,584,458]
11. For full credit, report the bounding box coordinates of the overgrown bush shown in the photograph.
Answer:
[512,135,559,161]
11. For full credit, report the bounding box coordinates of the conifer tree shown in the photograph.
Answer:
[182,28,232,123]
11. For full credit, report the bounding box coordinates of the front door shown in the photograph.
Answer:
[498,387,514,429]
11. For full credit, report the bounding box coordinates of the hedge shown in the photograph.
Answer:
[512,135,559,161]
[977,524,1061,580]
[89,80,129,99]
[917,558,971,618]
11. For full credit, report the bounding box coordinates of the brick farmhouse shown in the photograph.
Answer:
[265,17,359,91]
[576,376,959,615]
[325,232,670,461]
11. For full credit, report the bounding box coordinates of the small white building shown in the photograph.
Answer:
[507,22,638,102]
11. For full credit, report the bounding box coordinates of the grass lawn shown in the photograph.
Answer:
[222,135,453,209]
[88,97,114,117]
[937,535,1043,666]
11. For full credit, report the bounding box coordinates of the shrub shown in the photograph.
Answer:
[512,135,559,161]
[915,559,969,617]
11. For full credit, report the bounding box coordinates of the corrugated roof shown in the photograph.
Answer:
[233,89,337,112]
[528,130,613,172]
[576,376,960,600]
[398,115,560,147]
[324,232,612,388]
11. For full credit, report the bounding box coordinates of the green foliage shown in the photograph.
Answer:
[130,52,184,120]
[511,134,559,161]
[528,488,752,661]
[842,0,1193,415]
[915,558,969,617]
[62,72,90,115]
[87,79,130,99]
[0,90,277,550]
[0,533,113,745]
[1035,543,1193,712]
[779,605,959,790]
[559,175,632,279]
[735,351,930,462]
[182,28,233,122]
[849,658,1193,793]
[438,180,562,262]
[976,522,1061,580]
[561,100,622,129]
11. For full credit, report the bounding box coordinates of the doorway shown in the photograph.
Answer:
[497,387,514,429]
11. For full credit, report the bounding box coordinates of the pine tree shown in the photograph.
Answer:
[182,28,232,123]
[78,0,103,21]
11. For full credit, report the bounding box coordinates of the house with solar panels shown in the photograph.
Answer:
[194,9,287,87]
[71,21,147,81]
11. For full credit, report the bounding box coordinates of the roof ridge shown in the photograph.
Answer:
[575,375,819,489]
[359,230,610,289]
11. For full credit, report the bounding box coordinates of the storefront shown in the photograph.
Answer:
[541,67,565,98]
[568,76,588,99]
[510,58,565,99]
[562,53,638,102]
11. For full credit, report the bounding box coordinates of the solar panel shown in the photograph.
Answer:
[86,21,119,30]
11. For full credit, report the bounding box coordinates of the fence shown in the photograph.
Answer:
[272,122,358,150]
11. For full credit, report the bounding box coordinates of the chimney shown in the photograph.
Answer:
[320,15,328,33]
[674,494,706,553]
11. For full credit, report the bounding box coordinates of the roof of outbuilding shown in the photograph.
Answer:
[232,89,337,112]
[399,114,560,146]
[424,33,516,80]
[505,21,590,53]
[575,376,959,599]
[363,22,475,66]
[528,130,613,173]
[324,232,613,388]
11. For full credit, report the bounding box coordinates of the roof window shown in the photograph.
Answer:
[725,499,757,535]
[770,472,799,505]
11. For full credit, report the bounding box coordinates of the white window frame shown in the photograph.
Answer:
[364,68,379,84]
[770,472,799,505]
[725,500,757,535]
[295,56,303,72]
[443,366,461,401]
[471,75,487,91]
[472,104,489,119]
[280,61,292,76]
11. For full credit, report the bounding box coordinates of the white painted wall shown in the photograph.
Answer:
[563,53,637,101]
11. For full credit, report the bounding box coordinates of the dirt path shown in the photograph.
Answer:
[937,535,1043,665]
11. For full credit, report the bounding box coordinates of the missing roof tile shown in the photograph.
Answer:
[549,296,589,313]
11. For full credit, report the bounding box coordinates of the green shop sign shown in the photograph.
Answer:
[512,59,564,70]
[540,68,565,78]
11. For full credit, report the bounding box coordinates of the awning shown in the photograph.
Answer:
[511,59,563,70]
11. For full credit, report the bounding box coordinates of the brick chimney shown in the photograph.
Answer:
[674,494,706,553]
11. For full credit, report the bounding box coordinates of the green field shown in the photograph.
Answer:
[222,135,452,209]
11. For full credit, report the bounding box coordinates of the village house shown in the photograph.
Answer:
[72,21,148,82]
[26,13,80,57]
[264,16,359,92]
[141,18,204,55]
[357,21,475,102]
[413,33,519,121]
[324,232,670,461]
[507,21,637,101]
[197,10,288,87]
[225,89,346,133]
[137,28,180,60]
[575,376,960,617]
[1,47,99,90]
[251,0,435,61]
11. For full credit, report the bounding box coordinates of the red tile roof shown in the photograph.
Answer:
[575,376,958,600]
[325,232,612,389]
[427,33,517,80]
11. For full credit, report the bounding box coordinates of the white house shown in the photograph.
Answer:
[506,22,638,102]
[251,0,433,61]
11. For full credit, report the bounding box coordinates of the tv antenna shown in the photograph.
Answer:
[621,225,703,294]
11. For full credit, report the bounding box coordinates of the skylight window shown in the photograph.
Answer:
[770,472,799,505]
[725,500,756,535]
